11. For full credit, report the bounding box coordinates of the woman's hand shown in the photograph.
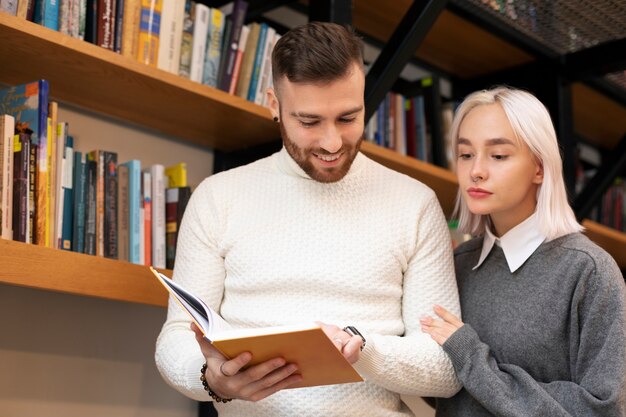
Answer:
[420,305,464,345]
[191,323,302,402]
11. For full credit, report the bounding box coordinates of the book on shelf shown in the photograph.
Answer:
[150,164,165,268]
[0,114,14,240]
[121,0,140,57]
[136,0,162,66]
[12,129,31,242]
[156,0,185,74]
[201,6,224,88]
[189,2,209,83]
[72,151,87,253]
[33,0,60,30]
[0,79,50,246]
[150,267,364,389]
[0,0,18,15]
[165,185,190,269]
[164,161,186,187]
[177,0,194,78]
[217,0,247,93]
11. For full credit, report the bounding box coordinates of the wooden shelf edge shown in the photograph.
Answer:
[360,141,458,216]
[582,219,626,269]
[0,14,279,151]
[0,239,169,307]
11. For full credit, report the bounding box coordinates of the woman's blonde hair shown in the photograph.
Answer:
[451,86,583,240]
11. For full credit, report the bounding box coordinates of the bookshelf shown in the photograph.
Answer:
[0,13,279,151]
[0,238,169,306]
[0,6,623,312]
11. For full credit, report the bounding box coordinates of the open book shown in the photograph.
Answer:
[151,267,363,388]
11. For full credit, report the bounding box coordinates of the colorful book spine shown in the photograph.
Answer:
[229,24,249,95]
[201,7,224,88]
[121,0,140,57]
[0,0,19,15]
[72,151,87,253]
[142,169,151,265]
[0,79,49,245]
[189,2,209,83]
[177,0,194,78]
[113,0,124,52]
[103,151,117,259]
[34,0,59,30]
[150,164,165,268]
[124,160,141,264]
[60,134,74,250]
[156,0,185,74]
[117,163,129,261]
[217,0,247,92]
[84,157,97,255]
[12,132,30,242]
[0,115,14,240]
[247,22,267,102]
[164,161,187,187]
[136,0,162,66]
[97,0,116,50]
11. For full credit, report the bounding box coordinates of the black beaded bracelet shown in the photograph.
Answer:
[200,363,233,403]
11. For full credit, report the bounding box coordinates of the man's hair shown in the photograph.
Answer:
[271,22,364,91]
[450,86,583,240]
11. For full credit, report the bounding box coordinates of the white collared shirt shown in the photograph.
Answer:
[473,212,546,273]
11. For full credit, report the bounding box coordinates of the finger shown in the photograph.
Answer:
[433,305,464,327]
[242,363,299,397]
[238,357,288,385]
[342,337,362,364]
[220,351,253,376]
[248,372,304,402]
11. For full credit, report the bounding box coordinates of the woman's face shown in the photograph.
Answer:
[456,103,543,236]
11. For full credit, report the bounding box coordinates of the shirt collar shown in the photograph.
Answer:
[473,212,546,273]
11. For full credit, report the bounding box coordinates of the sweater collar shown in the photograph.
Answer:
[473,212,546,273]
[275,145,366,181]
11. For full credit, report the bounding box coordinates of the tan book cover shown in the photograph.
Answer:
[151,267,363,389]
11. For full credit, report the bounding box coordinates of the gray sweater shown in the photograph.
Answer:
[436,233,626,417]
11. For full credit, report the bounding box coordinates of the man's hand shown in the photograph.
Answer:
[420,305,464,345]
[191,323,302,402]
[316,322,363,364]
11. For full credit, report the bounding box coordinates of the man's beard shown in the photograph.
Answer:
[280,122,364,183]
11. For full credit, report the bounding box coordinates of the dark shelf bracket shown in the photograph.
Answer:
[308,0,352,25]
[574,134,626,220]
[364,0,448,122]
[563,38,626,81]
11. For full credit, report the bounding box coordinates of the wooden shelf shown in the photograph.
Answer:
[0,239,169,307]
[572,83,626,150]
[582,220,626,270]
[0,13,279,151]
[361,141,458,216]
[353,1,535,79]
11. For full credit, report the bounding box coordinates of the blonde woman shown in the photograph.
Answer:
[421,86,626,416]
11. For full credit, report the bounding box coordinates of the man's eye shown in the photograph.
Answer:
[300,120,319,127]
[339,118,356,124]
[458,153,472,160]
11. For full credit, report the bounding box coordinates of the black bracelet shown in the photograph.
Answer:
[200,363,233,403]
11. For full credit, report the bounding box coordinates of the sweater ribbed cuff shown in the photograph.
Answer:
[352,330,386,379]
[442,324,481,372]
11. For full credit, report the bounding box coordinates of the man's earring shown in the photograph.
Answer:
[273,116,279,123]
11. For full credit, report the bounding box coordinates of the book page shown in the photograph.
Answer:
[150,268,231,340]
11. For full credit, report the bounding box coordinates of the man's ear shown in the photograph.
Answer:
[266,87,279,120]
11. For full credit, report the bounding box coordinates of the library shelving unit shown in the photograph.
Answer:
[351,0,626,270]
[0,0,624,310]
[0,12,283,306]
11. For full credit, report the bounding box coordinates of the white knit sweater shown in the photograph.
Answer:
[155,148,461,416]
